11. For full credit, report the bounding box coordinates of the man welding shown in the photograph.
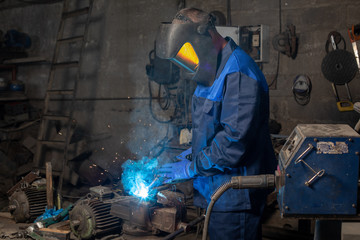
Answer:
[156,8,277,240]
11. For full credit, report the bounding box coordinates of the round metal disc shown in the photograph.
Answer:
[321,49,358,84]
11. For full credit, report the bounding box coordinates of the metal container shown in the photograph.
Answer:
[278,124,360,217]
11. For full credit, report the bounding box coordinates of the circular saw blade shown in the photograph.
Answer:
[321,49,358,84]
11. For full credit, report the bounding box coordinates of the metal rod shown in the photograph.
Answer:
[345,83,353,102]
[295,144,314,164]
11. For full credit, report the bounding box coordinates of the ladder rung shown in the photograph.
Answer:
[38,168,62,176]
[40,140,66,146]
[58,36,84,44]
[47,90,74,95]
[53,61,79,69]
[43,115,70,121]
[62,7,89,19]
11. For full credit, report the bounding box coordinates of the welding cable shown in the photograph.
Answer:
[202,181,232,240]
[268,0,282,88]
[148,80,175,123]
[202,175,275,240]
[158,84,171,110]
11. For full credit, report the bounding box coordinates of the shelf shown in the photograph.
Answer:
[2,56,49,64]
[0,91,27,101]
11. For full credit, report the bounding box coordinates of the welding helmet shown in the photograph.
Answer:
[155,18,218,86]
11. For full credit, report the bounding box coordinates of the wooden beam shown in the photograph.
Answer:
[46,162,54,209]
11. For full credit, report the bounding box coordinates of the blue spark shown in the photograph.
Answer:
[121,157,159,200]
[134,182,149,198]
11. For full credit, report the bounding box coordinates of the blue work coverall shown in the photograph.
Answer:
[188,38,277,240]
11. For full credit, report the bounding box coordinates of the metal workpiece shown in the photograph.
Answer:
[156,190,186,207]
[89,185,114,201]
[110,196,153,231]
[278,124,360,217]
[110,190,187,236]
[231,174,275,189]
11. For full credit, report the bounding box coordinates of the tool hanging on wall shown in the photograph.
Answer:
[272,24,298,59]
[292,74,312,106]
[321,31,358,112]
[348,24,360,72]
[325,31,346,53]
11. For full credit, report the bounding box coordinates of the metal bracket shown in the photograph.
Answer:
[295,144,325,186]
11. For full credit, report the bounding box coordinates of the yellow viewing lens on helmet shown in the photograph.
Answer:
[173,42,199,73]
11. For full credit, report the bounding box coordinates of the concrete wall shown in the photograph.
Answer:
[1,0,360,182]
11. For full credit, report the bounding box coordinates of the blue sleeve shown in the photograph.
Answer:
[190,71,262,176]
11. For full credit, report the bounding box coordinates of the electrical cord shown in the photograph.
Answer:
[268,0,282,88]
[202,175,275,240]
[202,181,232,240]
[148,80,176,123]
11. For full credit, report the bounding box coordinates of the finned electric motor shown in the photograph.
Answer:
[9,187,47,223]
[70,198,121,239]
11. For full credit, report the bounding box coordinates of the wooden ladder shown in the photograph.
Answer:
[34,0,94,203]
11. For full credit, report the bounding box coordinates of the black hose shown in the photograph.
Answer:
[202,175,275,240]
[202,181,232,240]
[148,80,174,123]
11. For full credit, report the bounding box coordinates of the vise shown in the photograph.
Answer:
[110,190,187,236]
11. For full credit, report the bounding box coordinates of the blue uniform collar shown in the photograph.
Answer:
[215,37,238,79]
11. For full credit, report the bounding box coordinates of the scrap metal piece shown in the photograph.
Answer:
[7,170,40,197]
[89,186,114,201]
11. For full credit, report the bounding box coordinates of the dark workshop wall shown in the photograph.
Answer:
[0,0,360,184]
[187,0,360,133]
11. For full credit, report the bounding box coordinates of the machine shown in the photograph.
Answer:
[277,124,360,217]
[69,186,122,239]
[109,189,191,237]
[202,123,360,240]
[8,175,48,223]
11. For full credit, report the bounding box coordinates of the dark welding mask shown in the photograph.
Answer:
[155,21,218,86]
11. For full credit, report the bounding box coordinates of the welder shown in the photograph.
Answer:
[156,8,277,240]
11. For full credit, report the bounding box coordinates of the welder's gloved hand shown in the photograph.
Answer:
[158,148,194,183]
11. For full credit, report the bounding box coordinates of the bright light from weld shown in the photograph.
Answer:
[134,182,149,199]
[121,157,159,200]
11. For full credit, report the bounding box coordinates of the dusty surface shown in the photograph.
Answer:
[0,212,31,239]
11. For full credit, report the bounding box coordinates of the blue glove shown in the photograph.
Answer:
[158,148,194,183]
